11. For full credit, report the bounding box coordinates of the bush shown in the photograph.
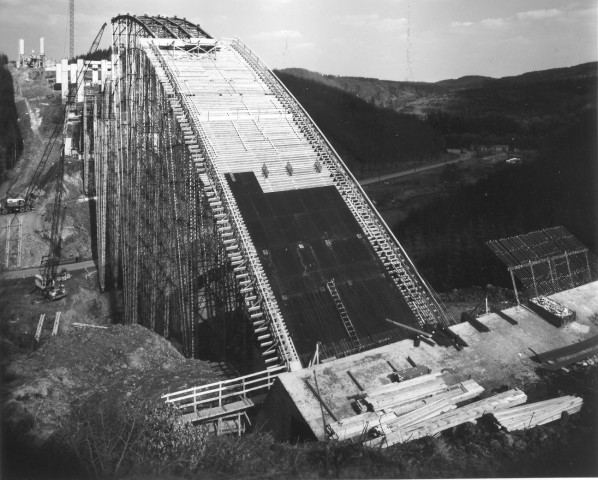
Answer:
[61,394,208,478]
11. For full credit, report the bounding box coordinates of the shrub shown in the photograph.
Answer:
[61,394,208,478]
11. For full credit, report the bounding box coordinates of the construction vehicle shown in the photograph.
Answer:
[34,274,67,301]
[1,197,33,214]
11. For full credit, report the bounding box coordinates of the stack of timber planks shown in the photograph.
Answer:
[364,388,527,448]
[327,372,485,442]
[492,395,583,432]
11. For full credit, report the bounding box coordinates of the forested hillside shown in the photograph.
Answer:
[279,67,446,114]
[395,110,597,291]
[429,62,597,149]
[0,53,23,182]
[281,63,597,150]
[275,70,445,178]
[72,47,111,62]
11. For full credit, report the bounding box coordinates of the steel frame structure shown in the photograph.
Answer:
[99,16,253,365]
[488,227,596,302]
[93,14,452,371]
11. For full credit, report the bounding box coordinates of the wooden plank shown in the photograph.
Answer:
[538,346,598,370]
[382,398,456,432]
[364,372,443,398]
[364,378,448,410]
[328,411,398,441]
[383,380,484,416]
[493,396,583,431]
[490,307,518,325]
[347,370,365,391]
[364,389,526,448]
[178,397,254,423]
[534,334,598,363]
[461,312,490,333]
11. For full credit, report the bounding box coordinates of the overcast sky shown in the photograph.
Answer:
[1,0,596,82]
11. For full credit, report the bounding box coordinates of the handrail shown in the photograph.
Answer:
[162,365,286,411]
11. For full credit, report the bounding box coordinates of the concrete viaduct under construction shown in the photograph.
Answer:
[89,14,454,372]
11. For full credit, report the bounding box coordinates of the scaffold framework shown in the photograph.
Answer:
[91,14,454,372]
[487,226,597,302]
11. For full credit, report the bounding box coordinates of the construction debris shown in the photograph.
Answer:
[72,322,108,329]
[492,395,583,431]
[528,296,576,327]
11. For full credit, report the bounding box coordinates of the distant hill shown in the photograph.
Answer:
[279,68,447,115]
[435,75,493,90]
[274,70,445,178]
[279,62,597,149]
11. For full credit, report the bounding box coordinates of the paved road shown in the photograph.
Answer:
[1,260,97,280]
[359,150,474,186]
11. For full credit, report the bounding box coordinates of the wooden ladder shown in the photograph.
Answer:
[326,279,362,350]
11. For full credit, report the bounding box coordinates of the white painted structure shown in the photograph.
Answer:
[53,59,113,102]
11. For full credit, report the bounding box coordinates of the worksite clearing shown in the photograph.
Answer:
[257,281,598,441]
[1,12,598,480]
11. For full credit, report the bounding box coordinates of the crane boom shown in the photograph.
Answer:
[36,23,107,296]
[22,23,107,203]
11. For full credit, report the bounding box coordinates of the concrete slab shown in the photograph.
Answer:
[265,281,598,440]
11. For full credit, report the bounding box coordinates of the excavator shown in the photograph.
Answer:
[28,23,107,301]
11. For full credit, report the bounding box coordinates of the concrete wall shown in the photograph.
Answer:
[256,379,317,442]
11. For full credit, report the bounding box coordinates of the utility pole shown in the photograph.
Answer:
[69,0,74,59]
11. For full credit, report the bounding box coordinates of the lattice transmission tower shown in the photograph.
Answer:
[69,0,74,58]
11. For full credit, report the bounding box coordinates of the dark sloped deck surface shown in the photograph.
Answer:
[226,172,419,359]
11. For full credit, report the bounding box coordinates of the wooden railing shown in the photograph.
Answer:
[161,365,286,414]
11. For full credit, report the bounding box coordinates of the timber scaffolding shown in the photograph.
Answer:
[91,14,454,372]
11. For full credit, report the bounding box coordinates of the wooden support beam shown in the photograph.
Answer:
[461,312,490,333]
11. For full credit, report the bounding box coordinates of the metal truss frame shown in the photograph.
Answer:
[91,16,268,366]
[93,14,453,370]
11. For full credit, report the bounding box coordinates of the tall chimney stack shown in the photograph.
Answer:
[18,39,24,67]
[40,37,45,56]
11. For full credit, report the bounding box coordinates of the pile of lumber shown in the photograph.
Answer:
[492,395,583,432]
[327,373,484,442]
[364,388,527,448]
[533,334,598,371]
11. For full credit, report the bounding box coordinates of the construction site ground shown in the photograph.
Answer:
[2,67,597,478]
[1,67,93,272]
[0,265,226,430]
[273,281,598,440]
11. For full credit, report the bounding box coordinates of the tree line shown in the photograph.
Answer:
[0,53,23,183]
[395,110,597,291]
[276,71,445,178]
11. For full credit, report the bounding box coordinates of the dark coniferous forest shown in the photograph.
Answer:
[275,70,445,178]
[396,111,597,291]
[0,53,23,182]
